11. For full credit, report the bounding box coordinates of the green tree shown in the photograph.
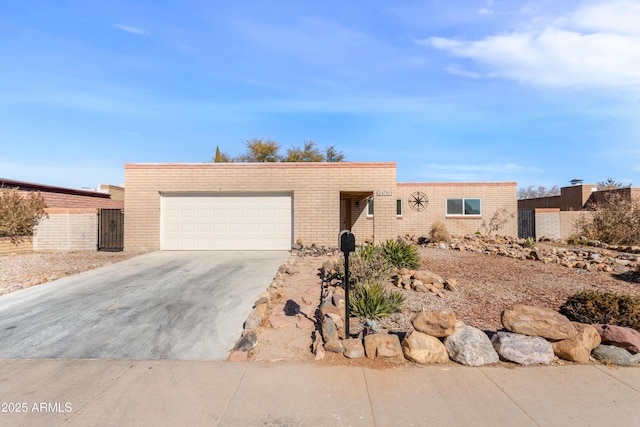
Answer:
[237,138,281,162]
[213,146,231,163]
[0,188,47,242]
[324,145,346,162]
[284,140,324,162]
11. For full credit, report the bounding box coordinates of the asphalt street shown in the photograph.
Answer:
[0,251,289,360]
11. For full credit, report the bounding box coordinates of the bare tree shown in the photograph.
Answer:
[596,178,631,191]
[517,185,560,200]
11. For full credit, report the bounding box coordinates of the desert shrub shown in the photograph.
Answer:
[381,238,421,270]
[0,188,47,241]
[560,290,640,330]
[355,242,382,261]
[566,234,589,246]
[522,237,535,248]
[574,194,640,245]
[349,281,405,320]
[429,221,451,243]
[331,247,393,287]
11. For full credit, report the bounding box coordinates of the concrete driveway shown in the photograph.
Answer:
[0,251,289,360]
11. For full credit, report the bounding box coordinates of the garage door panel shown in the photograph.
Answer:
[161,194,292,250]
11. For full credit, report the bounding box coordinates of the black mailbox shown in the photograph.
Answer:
[339,230,355,253]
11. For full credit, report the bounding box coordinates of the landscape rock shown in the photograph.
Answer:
[402,331,449,364]
[443,322,499,366]
[412,279,429,293]
[412,311,457,337]
[551,323,601,364]
[325,312,344,329]
[320,304,342,318]
[444,278,457,291]
[364,334,405,363]
[324,339,344,353]
[501,304,577,340]
[233,331,258,352]
[491,331,554,365]
[322,316,339,343]
[312,331,325,360]
[244,310,262,331]
[593,324,640,354]
[343,339,365,359]
[592,344,640,366]
[332,293,345,308]
[413,271,443,285]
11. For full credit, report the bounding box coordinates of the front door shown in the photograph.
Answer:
[340,199,352,231]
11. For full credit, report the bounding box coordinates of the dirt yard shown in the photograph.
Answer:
[0,251,137,295]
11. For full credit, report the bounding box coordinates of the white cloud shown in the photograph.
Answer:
[423,0,640,90]
[477,8,494,15]
[113,24,150,36]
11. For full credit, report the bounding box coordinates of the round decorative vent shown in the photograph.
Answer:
[408,192,429,212]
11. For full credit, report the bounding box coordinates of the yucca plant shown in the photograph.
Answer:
[349,281,405,320]
[381,238,421,270]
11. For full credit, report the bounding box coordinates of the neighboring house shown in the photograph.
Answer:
[0,178,124,252]
[124,163,517,252]
[517,182,640,240]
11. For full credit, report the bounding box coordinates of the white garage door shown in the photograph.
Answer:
[161,193,292,250]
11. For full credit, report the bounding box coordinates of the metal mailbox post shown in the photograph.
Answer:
[339,230,356,338]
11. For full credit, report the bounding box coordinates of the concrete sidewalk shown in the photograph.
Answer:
[1,360,639,426]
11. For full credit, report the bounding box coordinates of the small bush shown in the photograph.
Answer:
[522,237,535,248]
[566,234,589,246]
[331,247,393,287]
[574,193,640,246]
[429,221,451,243]
[0,188,47,241]
[349,281,405,320]
[560,290,640,331]
[481,207,516,235]
[381,238,421,270]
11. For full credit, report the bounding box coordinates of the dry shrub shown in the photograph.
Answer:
[481,207,515,235]
[575,193,640,245]
[429,221,451,243]
[0,188,47,242]
[560,290,640,331]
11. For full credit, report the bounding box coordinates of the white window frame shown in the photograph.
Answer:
[446,198,482,216]
[367,198,374,217]
[396,198,403,217]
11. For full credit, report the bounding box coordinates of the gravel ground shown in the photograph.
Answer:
[375,245,640,332]
[0,251,138,295]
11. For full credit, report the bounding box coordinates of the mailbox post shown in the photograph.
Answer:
[339,230,356,338]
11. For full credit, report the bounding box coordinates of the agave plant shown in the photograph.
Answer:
[349,281,405,320]
[381,238,421,270]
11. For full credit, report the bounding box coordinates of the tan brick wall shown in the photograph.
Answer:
[0,237,33,255]
[396,182,518,238]
[534,208,561,239]
[37,192,124,209]
[98,184,125,201]
[124,163,398,251]
[559,211,588,239]
[34,208,98,251]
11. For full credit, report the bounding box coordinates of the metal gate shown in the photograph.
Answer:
[98,209,124,251]
[518,209,535,239]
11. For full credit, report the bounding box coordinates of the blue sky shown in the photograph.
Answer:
[1,0,639,190]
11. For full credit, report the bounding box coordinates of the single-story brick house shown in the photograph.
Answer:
[124,163,517,252]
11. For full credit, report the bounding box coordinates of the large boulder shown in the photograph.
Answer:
[491,331,554,365]
[402,331,449,364]
[501,305,577,340]
[364,334,405,363]
[443,322,499,366]
[592,344,640,366]
[593,324,640,354]
[551,323,601,364]
[412,311,457,337]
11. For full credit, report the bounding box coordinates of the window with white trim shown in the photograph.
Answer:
[367,199,374,216]
[396,198,402,216]
[446,198,481,216]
